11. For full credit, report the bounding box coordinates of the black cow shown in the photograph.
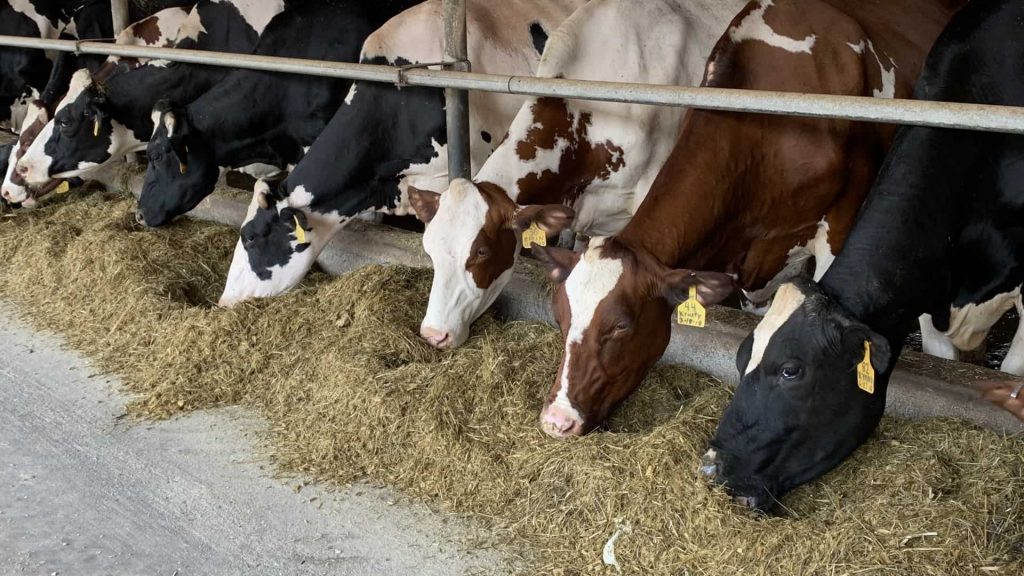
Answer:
[703,0,1024,511]
[135,0,424,228]
[15,0,285,186]
[216,0,584,306]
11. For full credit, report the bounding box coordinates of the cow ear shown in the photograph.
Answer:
[512,204,574,234]
[532,245,580,283]
[661,269,735,307]
[842,323,892,374]
[407,186,441,223]
[169,133,189,171]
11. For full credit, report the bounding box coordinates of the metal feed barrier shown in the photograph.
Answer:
[0,0,1023,151]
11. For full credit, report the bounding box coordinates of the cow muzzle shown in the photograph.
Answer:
[539,403,584,438]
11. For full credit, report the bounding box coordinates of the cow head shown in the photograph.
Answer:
[17,70,135,185]
[2,99,58,204]
[703,277,892,510]
[218,180,326,307]
[410,178,574,349]
[137,102,218,227]
[534,237,734,438]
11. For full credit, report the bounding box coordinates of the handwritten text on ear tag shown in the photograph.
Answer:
[292,215,307,245]
[55,181,70,194]
[676,285,706,328]
[857,341,875,394]
[522,222,546,249]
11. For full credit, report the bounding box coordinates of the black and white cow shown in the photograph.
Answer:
[0,0,59,131]
[217,0,587,306]
[703,0,1024,511]
[135,0,424,228]
[2,6,190,205]
[15,0,286,186]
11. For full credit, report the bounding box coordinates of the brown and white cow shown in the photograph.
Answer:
[530,0,966,438]
[408,0,749,350]
[1,6,189,205]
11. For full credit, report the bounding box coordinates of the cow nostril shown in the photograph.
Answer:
[700,448,719,478]
[134,210,147,227]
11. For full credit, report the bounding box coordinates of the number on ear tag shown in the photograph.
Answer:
[676,285,706,328]
[522,222,547,249]
[857,341,875,394]
[292,215,307,244]
[55,181,70,194]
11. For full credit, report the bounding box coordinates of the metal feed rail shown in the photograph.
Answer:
[1,29,1023,135]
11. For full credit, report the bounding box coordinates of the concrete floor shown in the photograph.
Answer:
[0,302,505,576]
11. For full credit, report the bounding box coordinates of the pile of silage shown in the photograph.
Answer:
[0,188,1021,576]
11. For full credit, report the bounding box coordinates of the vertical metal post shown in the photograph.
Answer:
[111,0,130,35]
[442,0,471,181]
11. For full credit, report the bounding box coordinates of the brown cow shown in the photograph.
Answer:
[531,0,967,438]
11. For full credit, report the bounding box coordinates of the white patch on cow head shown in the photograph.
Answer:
[49,119,143,180]
[163,112,176,138]
[848,40,897,99]
[420,179,514,348]
[1,144,23,203]
[729,0,816,54]
[554,238,624,418]
[745,283,806,375]
[945,287,1021,352]
[16,119,54,185]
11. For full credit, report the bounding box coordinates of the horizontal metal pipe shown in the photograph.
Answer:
[2,34,1024,134]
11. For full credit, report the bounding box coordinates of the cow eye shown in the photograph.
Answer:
[779,364,803,381]
[57,117,71,129]
[475,246,491,259]
[612,321,632,335]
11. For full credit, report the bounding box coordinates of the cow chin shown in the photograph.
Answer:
[218,238,317,307]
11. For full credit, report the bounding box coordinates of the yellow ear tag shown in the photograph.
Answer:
[676,285,706,328]
[522,222,547,249]
[292,215,307,244]
[55,181,70,194]
[857,341,875,394]
[93,119,100,137]
[179,162,187,174]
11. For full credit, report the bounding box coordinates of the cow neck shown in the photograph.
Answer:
[105,64,222,140]
[187,83,290,170]
[818,126,982,341]
[291,79,446,219]
[616,109,742,276]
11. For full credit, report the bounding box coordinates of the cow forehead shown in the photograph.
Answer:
[745,283,807,375]
[57,70,94,114]
[424,181,490,256]
[564,239,624,341]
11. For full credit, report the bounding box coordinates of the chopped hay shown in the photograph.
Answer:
[0,188,1022,575]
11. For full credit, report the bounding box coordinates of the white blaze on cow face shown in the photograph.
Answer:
[16,69,93,185]
[744,283,806,375]
[420,180,516,349]
[728,0,816,54]
[542,238,623,438]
